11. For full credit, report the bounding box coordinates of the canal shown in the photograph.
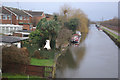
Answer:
[56,24,118,78]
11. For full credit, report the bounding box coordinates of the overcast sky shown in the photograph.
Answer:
[2,2,118,21]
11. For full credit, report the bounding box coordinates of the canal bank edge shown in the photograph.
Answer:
[102,29,120,48]
[52,30,83,78]
[52,45,69,78]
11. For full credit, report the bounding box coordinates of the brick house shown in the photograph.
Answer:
[24,10,46,27]
[1,6,13,24]
[1,6,52,32]
[1,6,33,31]
[45,14,53,21]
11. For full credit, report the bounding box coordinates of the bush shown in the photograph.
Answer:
[33,50,42,59]
[2,45,30,73]
[39,50,56,59]
[22,43,39,57]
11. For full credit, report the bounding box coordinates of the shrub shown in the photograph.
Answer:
[39,50,56,59]
[2,45,30,73]
[33,50,42,59]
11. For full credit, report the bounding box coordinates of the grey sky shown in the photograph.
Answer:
[2,2,118,21]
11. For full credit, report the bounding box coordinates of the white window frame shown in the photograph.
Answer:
[16,16,19,20]
[2,15,7,20]
[27,16,29,20]
[24,16,26,20]
[0,15,1,19]
[19,16,22,20]
[8,15,11,20]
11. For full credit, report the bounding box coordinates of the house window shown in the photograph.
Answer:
[16,16,19,20]
[27,16,29,20]
[8,15,11,20]
[2,15,7,20]
[14,27,16,30]
[0,16,1,19]
[19,16,22,20]
[30,27,32,30]
[24,16,26,20]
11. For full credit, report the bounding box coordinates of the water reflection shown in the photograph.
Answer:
[56,24,118,78]
[56,32,87,77]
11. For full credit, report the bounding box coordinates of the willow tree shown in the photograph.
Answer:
[58,5,89,33]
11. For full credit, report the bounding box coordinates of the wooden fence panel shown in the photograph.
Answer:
[3,63,53,78]
[26,65,45,77]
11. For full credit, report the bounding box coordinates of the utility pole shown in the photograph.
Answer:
[102,16,104,22]
[17,1,19,9]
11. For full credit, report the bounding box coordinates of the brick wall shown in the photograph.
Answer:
[2,20,11,24]
[12,15,16,25]
[13,33,22,37]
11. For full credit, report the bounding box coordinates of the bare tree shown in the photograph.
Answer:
[56,27,73,49]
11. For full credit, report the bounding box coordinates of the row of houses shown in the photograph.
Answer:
[0,6,52,48]
[0,6,52,31]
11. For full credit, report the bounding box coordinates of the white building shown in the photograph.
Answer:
[0,24,23,35]
[0,35,28,48]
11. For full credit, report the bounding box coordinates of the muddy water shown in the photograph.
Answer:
[56,24,118,78]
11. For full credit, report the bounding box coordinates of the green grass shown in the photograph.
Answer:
[30,58,54,66]
[2,58,54,79]
[102,28,120,42]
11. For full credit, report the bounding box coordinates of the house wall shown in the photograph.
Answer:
[17,19,30,24]
[31,13,46,27]
[29,16,32,23]
[32,16,44,26]
[2,14,13,24]
[2,19,11,24]
[13,33,22,37]
[13,31,30,37]
[0,24,23,35]
[46,17,52,21]
[0,15,2,24]
[32,27,36,31]
[2,7,33,31]
[12,15,16,25]
[19,24,30,30]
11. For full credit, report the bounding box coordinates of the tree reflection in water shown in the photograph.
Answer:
[56,33,88,75]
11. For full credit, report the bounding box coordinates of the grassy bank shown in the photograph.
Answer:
[102,27,120,48]
[102,28,120,42]
[30,58,54,66]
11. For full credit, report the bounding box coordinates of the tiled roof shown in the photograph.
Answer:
[5,7,28,16]
[25,10,43,16]
[0,35,28,43]
[0,7,11,15]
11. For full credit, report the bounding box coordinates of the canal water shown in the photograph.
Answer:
[56,24,118,78]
